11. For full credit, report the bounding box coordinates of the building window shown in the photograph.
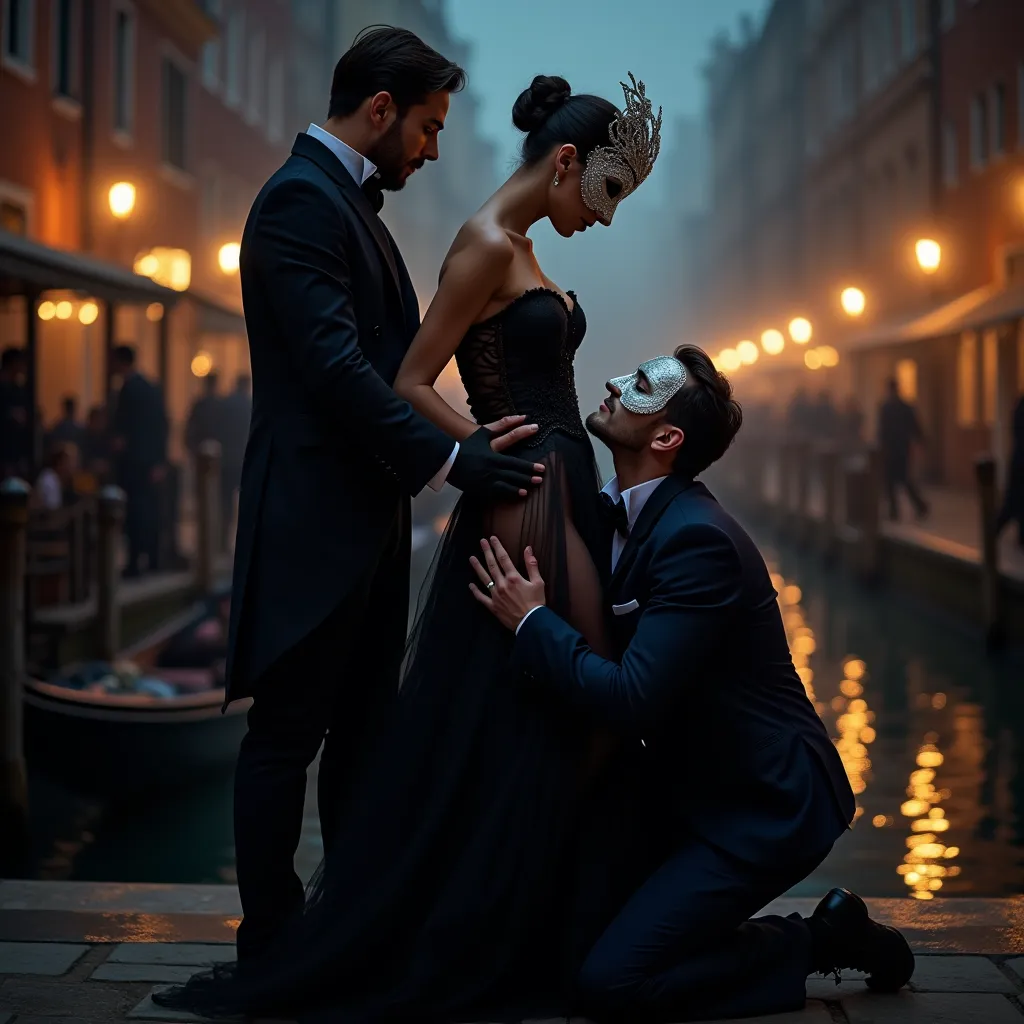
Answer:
[939,0,956,30]
[957,333,977,427]
[942,119,958,187]
[162,57,188,171]
[3,0,35,70]
[200,0,222,92]
[267,54,285,144]
[200,165,220,236]
[898,0,916,61]
[52,0,79,99]
[224,7,243,109]
[982,329,998,426]
[112,6,134,135]
[970,92,988,169]
[245,30,264,125]
[991,81,1005,157]
[896,359,919,402]
[0,198,27,234]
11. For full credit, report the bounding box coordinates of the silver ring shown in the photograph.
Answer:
[486,580,495,593]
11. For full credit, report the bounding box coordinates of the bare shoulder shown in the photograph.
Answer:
[440,219,514,282]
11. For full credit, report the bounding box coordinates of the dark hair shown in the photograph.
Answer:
[513,75,618,166]
[112,344,136,366]
[663,345,743,478]
[328,26,466,119]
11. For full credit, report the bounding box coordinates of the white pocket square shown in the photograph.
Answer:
[612,599,640,616]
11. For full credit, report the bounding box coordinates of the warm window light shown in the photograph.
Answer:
[218,241,241,274]
[736,340,759,365]
[788,317,813,344]
[915,238,941,273]
[804,349,823,370]
[719,348,742,372]
[55,300,73,320]
[840,287,866,317]
[191,351,214,377]
[134,247,191,291]
[761,329,785,355]
[146,302,165,322]
[818,345,839,367]
[108,181,136,219]
[38,300,56,321]
[78,301,99,325]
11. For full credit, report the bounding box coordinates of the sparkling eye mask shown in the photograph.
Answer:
[609,356,686,414]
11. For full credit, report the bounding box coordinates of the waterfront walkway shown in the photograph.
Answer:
[1,881,1024,1022]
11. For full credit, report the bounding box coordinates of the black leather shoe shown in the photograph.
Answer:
[810,887,915,992]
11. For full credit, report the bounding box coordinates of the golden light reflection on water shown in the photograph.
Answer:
[771,571,876,815]
[898,749,961,899]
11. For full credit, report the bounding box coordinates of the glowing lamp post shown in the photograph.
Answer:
[719,348,742,372]
[788,317,813,344]
[736,340,759,365]
[108,182,136,219]
[840,287,866,318]
[218,242,241,274]
[915,238,941,274]
[761,329,785,355]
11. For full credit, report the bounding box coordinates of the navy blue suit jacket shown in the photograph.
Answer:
[226,134,454,697]
[513,476,856,867]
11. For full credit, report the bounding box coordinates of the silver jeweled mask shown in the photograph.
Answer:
[581,73,662,223]
[610,356,687,414]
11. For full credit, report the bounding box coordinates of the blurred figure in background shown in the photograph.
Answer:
[32,444,76,510]
[811,390,837,441]
[47,395,85,451]
[996,392,1024,548]
[80,406,114,484]
[219,374,252,550]
[786,386,812,438]
[878,377,928,522]
[0,346,29,478]
[838,395,865,451]
[185,372,222,462]
[110,345,169,576]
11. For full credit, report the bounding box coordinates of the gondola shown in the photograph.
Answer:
[23,589,251,796]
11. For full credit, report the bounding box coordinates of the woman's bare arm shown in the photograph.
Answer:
[394,232,514,441]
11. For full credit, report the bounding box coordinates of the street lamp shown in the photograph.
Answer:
[38,300,56,321]
[55,300,73,320]
[915,238,941,274]
[218,241,241,274]
[108,181,136,219]
[804,349,823,370]
[840,286,866,317]
[719,348,742,372]
[78,301,99,325]
[761,328,785,355]
[788,317,813,344]
[191,351,214,377]
[736,339,759,365]
[818,345,839,368]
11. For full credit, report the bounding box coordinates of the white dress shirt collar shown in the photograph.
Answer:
[602,474,670,533]
[305,123,378,186]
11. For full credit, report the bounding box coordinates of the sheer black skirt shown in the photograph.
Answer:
[156,430,647,1022]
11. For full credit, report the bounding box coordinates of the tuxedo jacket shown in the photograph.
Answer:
[226,133,453,698]
[514,476,856,867]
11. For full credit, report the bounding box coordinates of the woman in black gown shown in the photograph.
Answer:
[158,73,662,1023]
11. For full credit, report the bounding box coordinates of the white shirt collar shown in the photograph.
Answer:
[601,475,670,534]
[305,123,378,186]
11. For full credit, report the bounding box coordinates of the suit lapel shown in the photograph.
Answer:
[290,134,405,316]
[609,475,696,593]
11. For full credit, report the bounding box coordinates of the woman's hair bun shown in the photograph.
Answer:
[512,75,572,133]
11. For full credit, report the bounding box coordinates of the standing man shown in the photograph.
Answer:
[110,345,168,576]
[878,377,929,521]
[473,346,914,1021]
[226,26,543,963]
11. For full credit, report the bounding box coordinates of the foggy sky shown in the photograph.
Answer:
[445,0,770,476]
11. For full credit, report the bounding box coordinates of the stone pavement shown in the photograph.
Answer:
[2,883,1024,1022]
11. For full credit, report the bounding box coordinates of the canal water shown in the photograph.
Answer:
[27,525,1024,899]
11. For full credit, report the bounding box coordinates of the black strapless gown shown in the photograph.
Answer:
[157,290,640,1022]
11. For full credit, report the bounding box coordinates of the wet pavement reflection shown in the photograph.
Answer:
[28,529,1024,898]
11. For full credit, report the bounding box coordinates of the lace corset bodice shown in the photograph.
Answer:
[455,288,587,448]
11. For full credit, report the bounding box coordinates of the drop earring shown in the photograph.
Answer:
[552,174,560,187]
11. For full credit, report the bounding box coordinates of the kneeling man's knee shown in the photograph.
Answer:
[576,955,640,1017]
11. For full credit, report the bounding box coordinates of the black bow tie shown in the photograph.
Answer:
[600,492,630,539]
[362,175,384,213]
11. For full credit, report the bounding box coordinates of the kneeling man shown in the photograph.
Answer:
[473,345,915,1022]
